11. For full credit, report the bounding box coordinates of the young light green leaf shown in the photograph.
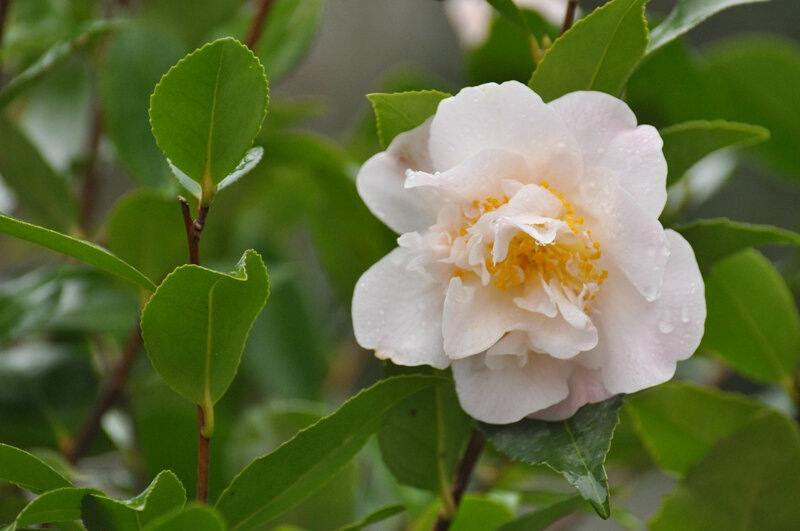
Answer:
[450,496,514,531]
[337,505,405,531]
[648,0,770,53]
[378,371,472,492]
[478,396,623,518]
[627,383,765,476]
[368,90,451,149]
[142,504,225,531]
[498,495,586,531]
[650,411,800,530]
[0,117,76,230]
[11,487,101,529]
[0,212,156,292]
[701,249,800,390]
[108,191,188,283]
[529,0,648,101]
[140,249,269,436]
[255,0,324,82]
[149,37,268,204]
[660,120,769,186]
[675,218,800,272]
[215,375,445,531]
[0,443,72,494]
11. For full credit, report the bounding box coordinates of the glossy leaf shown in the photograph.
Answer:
[256,0,324,82]
[651,412,800,530]
[11,487,101,529]
[140,249,269,435]
[450,496,514,531]
[0,212,156,292]
[215,375,445,531]
[142,505,225,531]
[660,120,769,186]
[498,495,586,531]
[368,90,451,148]
[648,0,770,53]
[337,505,405,531]
[0,116,76,229]
[149,38,268,201]
[479,396,623,518]
[701,249,800,388]
[216,146,264,192]
[675,218,800,272]
[0,443,72,494]
[378,370,472,492]
[108,191,188,283]
[529,0,648,101]
[627,383,765,475]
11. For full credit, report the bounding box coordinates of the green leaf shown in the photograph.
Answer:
[627,383,765,475]
[367,90,451,149]
[108,191,188,283]
[142,505,225,531]
[467,15,537,86]
[0,212,156,292]
[701,249,800,389]
[478,396,623,518]
[529,0,648,102]
[149,37,268,203]
[140,249,269,435]
[81,497,139,531]
[675,218,800,272]
[11,487,101,529]
[0,443,72,494]
[650,411,800,530]
[0,116,76,230]
[255,0,324,82]
[378,370,472,492]
[648,0,770,53]
[215,375,445,531]
[660,120,769,187]
[498,495,586,531]
[486,0,531,33]
[100,22,185,188]
[450,496,514,531]
[337,505,405,531]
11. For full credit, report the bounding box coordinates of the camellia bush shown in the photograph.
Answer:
[1,0,799,529]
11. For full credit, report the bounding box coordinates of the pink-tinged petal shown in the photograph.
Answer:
[428,82,582,192]
[405,148,531,203]
[591,230,706,394]
[452,352,569,424]
[352,248,449,369]
[525,308,598,359]
[529,365,614,421]
[549,91,667,216]
[356,118,438,234]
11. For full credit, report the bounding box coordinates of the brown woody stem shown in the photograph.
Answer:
[244,0,275,50]
[434,429,486,531]
[561,0,579,35]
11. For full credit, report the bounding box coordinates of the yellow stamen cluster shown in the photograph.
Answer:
[459,196,509,235]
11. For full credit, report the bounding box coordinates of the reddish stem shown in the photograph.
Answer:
[434,429,486,530]
[561,0,579,35]
[244,0,275,50]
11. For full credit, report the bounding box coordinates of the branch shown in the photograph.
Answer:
[244,0,275,50]
[434,429,486,530]
[561,0,579,35]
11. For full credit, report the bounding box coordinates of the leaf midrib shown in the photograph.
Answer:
[203,42,226,186]
[587,0,643,90]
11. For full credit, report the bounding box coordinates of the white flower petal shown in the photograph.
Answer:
[526,309,598,359]
[528,365,614,421]
[356,118,437,234]
[352,248,449,369]
[452,352,569,424]
[428,82,582,191]
[591,230,706,393]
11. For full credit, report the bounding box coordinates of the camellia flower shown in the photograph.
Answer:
[445,0,567,48]
[352,81,706,424]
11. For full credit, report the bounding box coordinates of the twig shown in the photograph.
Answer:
[179,196,209,266]
[66,324,143,464]
[0,0,12,87]
[560,0,579,35]
[434,429,486,530]
[78,100,103,234]
[244,0,275,50]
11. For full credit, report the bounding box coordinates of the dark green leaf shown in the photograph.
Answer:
[0,212,156,292]
[486,0,530,33]
[529,0,648,101]
[0,443,72,494]
[140,249,269,434]
[650,412,800,530]
[142,504,225,531]
[378,373,472,492]
[215,375,445,531]
[660,120,769,186]
[648,0,770,53]
[367,90,451,149]
[479,396,623,518]
[256,0,324,82]
[149,38,268,201]
[450,496,514,531]
[498,495,586,531]
[12,487,101,529]
[82,496,139,531]
[701,249,800,388]
[675,218,800,272]
[0,116,76,229]
[627,383,765,475]
[337,505,405,531]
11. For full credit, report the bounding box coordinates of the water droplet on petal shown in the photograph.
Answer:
[680,304,691,323]
[658,320,675,334]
